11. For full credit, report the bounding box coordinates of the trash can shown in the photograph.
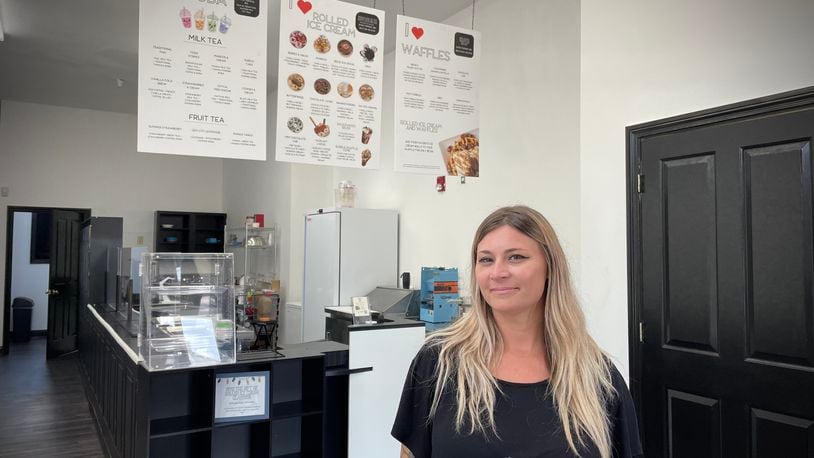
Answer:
[11,297,34,343]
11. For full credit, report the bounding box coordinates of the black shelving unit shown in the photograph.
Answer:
[77,305,349,458]
[140,358,326,458]
[155,211,226,253]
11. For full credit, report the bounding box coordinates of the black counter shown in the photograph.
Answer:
[88,303,349,368]
[79,303,350,458]
[324,307,451,345]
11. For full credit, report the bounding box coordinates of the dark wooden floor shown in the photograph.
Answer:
[0,337,105,457]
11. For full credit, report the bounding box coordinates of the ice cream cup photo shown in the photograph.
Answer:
[219,15,231,33]
[289,30,307,49]
[361,126,372,144]
[180,7,191,28]
[337,82,353,98]
[310,117,330,137]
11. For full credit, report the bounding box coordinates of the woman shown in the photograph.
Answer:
[392,206,642,457]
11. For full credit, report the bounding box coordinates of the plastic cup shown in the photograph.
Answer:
[207,13,218,32]
[334,182,357,208]
[219,16,231,33]
[194,10,205,30]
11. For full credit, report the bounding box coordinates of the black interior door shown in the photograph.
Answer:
[46,209,83,358]
[631,90,814,457]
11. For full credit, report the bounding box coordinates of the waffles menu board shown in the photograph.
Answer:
[275,0,385,169]
[394,16,481,176]
[137,0,267,160]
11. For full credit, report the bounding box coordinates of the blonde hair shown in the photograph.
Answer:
[427,206,616,457]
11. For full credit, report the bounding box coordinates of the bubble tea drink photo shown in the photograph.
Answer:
[180,6,191,28]
[219,15,231,34]
[207,12,218,32]
[194,9,205,30]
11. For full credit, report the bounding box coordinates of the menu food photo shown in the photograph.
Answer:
[393,16,481,176]
[275,0,385,169]
[137,0,267,160]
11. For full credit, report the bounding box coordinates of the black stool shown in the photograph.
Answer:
[252,317,277,349]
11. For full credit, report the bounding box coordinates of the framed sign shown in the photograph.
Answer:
[137,0,268,160]
[351,296,371,324]
[214,371,270,423]
[274,0,385,169]
[393,15,481,176]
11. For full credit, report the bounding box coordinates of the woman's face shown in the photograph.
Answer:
[475,225,548,315]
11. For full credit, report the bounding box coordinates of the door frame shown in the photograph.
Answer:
[2,205,91,355]
[625,85,814,427]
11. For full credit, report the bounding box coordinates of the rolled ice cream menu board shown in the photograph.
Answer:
[275,0,385,169]
[394,16,481,176]
[137,0,267,160]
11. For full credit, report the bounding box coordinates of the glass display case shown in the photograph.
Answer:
[139,253,235,371]
[224,225,280,328]
[225,224,280,287]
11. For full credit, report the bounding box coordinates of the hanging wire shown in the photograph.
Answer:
[471,0,476,29]
[373,0,376,8]
[402,0,406,16]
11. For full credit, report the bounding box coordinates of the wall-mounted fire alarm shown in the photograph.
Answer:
[436,176,446,192]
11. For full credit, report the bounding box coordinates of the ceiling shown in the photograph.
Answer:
[0,0,477,114]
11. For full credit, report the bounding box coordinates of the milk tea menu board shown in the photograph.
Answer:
[275,0,385,169]
[394,16,481,176]
[137,0,267,160]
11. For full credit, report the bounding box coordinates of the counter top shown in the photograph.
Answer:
[324,306,447,334]
[87,303,348,371]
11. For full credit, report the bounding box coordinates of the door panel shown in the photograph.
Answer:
[744,141,813,367]
[662,153,719,354]
[667,390,721,457]
[303,211,341,342]
[632,89,814,457]
[47,209,83,358]
[751,408,814,457]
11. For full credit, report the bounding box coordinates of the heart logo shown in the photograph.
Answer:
[297,0,312,14]
[411,26,424,39]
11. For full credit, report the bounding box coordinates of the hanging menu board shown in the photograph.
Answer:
[275,0,385,169]
[137,0,267,160]
[394,16,481,176]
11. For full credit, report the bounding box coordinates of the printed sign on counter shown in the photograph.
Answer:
[137,0,267,160]
[214,371,270,423]
[394,16,481,176]
[275,0,385,169]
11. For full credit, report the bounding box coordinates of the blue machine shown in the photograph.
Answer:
[419,267,460,323]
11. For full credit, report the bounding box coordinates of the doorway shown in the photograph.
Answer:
[2,206,90,357]
[627,87,814,456]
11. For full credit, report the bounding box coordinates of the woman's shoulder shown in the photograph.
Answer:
[410,340,442,374]
[605,358,630,392]
[399,341,444,394]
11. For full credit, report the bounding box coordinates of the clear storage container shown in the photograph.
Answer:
[225,225,280,329]
[139,252,235,371]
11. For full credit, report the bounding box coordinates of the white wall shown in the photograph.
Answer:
[580,0,814,376]
[0,100,225,347]
[224,0,582,315]
[335,0,582,300]
[10,213,49,331]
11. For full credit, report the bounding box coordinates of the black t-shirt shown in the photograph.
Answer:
[391,345,643,458]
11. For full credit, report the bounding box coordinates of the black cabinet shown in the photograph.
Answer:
[78,306,349,458]
[154,211,226,253]
[143,358,327,457]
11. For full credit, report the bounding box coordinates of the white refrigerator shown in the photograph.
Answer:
[301,208,398,342]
